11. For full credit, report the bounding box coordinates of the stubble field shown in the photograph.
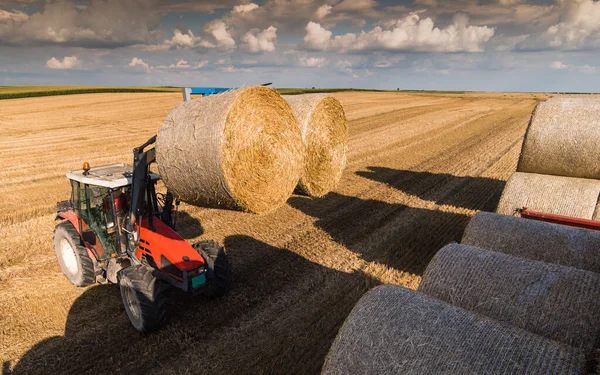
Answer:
[0,90,543,374]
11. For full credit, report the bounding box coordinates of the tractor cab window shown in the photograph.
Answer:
[79,185,119,259]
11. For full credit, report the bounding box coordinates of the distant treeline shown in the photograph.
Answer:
[0,87,178,100]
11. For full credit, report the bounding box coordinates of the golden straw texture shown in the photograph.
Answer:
[156,86,303,214]
[518,97,600,179]
[496,172,600,219]
[284,94,347,197]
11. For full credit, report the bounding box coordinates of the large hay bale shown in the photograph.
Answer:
[462,212,600,273]
[322,285,585,375]
[518,97,600,179]
[419,243,600,351]
[284,94,347,197]
[496,172,600,219]
[156,86,303,214]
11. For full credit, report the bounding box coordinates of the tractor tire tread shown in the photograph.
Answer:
[118,265,167,333]
[53,221,95,287]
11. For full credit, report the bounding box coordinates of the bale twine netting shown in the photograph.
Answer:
[156,86,303,214]
[518,97,600,180]
[284,94,347,197]
[322,285,585,375]
[496,172,600,219]
[418,243,600,351]
[462,212,600,273]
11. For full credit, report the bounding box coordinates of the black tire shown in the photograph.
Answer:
[53,221,95,287]
[118,265,167,333]
[193,240,232,297]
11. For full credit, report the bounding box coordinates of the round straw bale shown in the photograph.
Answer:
[284,94,347,197]
[419,243,600,351]
[518,97,600,179]
[156,86,303,214]
[496,172,600,219]
[462,212,600,273]
[323,285,585,375]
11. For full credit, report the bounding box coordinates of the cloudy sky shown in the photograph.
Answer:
[1,0,599,91]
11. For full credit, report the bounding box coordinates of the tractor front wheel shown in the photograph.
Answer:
[118,265,167,333]
[193,240,232,297]
[53,221,95,287]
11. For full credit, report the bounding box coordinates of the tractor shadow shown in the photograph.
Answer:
[173,210,204,239]
[6,236,375,375]
[288,167,506,276]
[356,166,506,212]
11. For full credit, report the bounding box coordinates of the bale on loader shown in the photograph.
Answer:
[518,97,600,180]
[496,172,600,219]
[156,86,303,214]
[284,94,347,197]
[462,212,600,273]
[322,285,585,375]
[419,243,600,352]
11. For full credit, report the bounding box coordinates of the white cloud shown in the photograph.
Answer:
[0,9,28,22]
[299,55,327,68]
[0,0,160,47]
[550,61,568,69]
[315,5,332,20]
[204,20,236,50]
[219,65,253,73]
[545,0,600,50]
[196,60,209,68]
[579,64,597,74]
[128,57,150,72]
[304,21,332,50]
[233,3,259,13]
[303,13,495,53]
[241,26,277,53]
[170,59,191,69]
[45,56,82,70]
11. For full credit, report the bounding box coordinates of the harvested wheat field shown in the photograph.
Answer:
[0,91,544,374]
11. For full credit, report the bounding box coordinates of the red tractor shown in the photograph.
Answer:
[53,135,232,332]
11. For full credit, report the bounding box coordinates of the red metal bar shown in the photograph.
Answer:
[518,207,600,231]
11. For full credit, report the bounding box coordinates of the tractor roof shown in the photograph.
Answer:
[66,163,159,189]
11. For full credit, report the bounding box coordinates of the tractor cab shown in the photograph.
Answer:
[62,163,161,260]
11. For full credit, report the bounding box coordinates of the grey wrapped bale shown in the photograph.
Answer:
[156,86,303,214]
[496,172,600,219]
[284,94,348,197]
[518,97,600,180]
[462,211,600,273]
[419,243,600,351]
[323,285,585,375]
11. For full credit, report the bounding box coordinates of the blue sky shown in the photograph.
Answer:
[0,0,599,91]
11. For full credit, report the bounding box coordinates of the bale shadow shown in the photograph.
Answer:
[356,166,506,212]
[289,193,471,276]
[6,236,374,375]
[173,210,204,239]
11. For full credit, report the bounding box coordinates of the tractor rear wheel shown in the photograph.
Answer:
[193,240,232,297]
[53,221,95,287]
[118,265,167,333]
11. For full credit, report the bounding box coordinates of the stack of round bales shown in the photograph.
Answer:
[462,212,600,272]
[323,285,585,375]
[284,94,348,197]
[419,243,600,352]
[498,96,600,218]
[156,86,303,214]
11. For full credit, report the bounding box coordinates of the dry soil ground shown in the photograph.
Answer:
[0,91,543,374]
